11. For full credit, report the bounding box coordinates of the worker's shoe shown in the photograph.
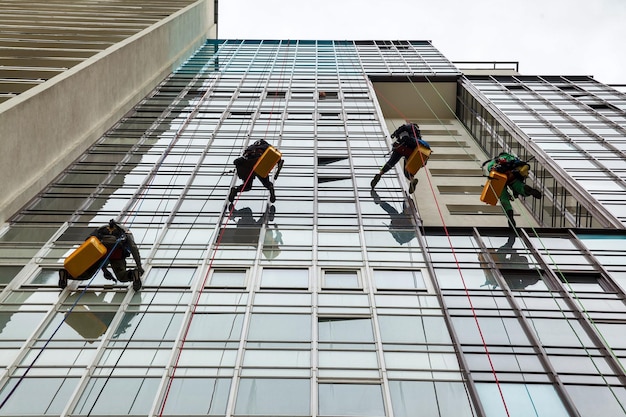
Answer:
[132,269,142,291]
[269,187,276,203]
[409,178,419,193]
[370,174,381,189]
[524,185,542,199]
[58,269,68,289]
[228,187,237,202]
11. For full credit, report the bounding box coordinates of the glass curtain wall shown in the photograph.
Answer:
[458,75,626,229]
[0,40,625,417]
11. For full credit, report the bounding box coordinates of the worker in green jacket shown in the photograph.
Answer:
[484,152,542,227]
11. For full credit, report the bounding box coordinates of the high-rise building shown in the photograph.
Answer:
[1,11,626,417]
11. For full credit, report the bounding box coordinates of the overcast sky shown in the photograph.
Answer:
[218,0,626,86]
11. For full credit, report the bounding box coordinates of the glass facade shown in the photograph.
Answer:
[458,75,626,228]
[0,40,625,417]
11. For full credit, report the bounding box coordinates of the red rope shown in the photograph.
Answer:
[374,86,512,417]
[157,40,292,416]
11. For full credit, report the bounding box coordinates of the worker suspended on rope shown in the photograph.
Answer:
[483,152,542,227]
[59,219,144,291]
[371,123,430,193]
[229,139,283,204]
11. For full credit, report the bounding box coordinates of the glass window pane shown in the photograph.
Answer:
[244,350,310,368]
[0,312,46,339]
[476,383,569,417]
[145,267,196,287]
[112,313,184,340]
[318,383,384,416]
[374,270,425,290]
[0,377,79,415]
[566,384,626,417]
[261,268,308,288]
[389,380,474,417]
[318,317,374,343]
[248,314,311,342]
[323,270,360,289]
[210,269,247,288]
[187,314,244,341]
[73,377,160,415]
[453,317,531,346]
[379,316,451,344]
[161,378,230,415]
[235,378,310,415]
[319,350,378,368]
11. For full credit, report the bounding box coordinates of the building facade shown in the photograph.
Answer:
[0,39,625,417]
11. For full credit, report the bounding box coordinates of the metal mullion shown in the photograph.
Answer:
[414,226,487,417]
[472,228,582,417]
[519,228,626,387]
[464,77,623,229]
[212,39,283,417]
[147,39,251,417]
[59,287,142,417]
[567,229,626,297]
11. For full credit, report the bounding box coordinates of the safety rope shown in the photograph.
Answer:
[84,39,277,415]
[346,44,479,415]
[406,72,626,413]
[0,40,241,412]
[0,238,124,410]
[371,79,512,416]
[157,39,292,416]
[83,45,253,414]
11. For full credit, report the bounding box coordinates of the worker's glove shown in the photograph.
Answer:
[137,266,145,276]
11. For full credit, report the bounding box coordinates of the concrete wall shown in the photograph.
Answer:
[0,0,215,224]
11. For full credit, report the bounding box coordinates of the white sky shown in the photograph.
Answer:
[218,0,626,85]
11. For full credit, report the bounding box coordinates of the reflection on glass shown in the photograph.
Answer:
[112,312,184,340]
[263,225,283,260]
[371,189,416,245]
[64,306,116,342]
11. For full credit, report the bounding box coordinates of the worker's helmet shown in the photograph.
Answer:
[410,123,421,136]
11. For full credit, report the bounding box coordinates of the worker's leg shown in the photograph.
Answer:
[499,190,516,228]
[510,180,541,199]
[111,259,131,282]
[372,153,402,188]
[258,175,276,202]
[403,159,418,193]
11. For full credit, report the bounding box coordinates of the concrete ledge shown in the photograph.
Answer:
[0,0,214,224]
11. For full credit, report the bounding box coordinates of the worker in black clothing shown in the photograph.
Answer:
[371,123,429,193]
[229,139,281,203]
[59,219,144,290]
